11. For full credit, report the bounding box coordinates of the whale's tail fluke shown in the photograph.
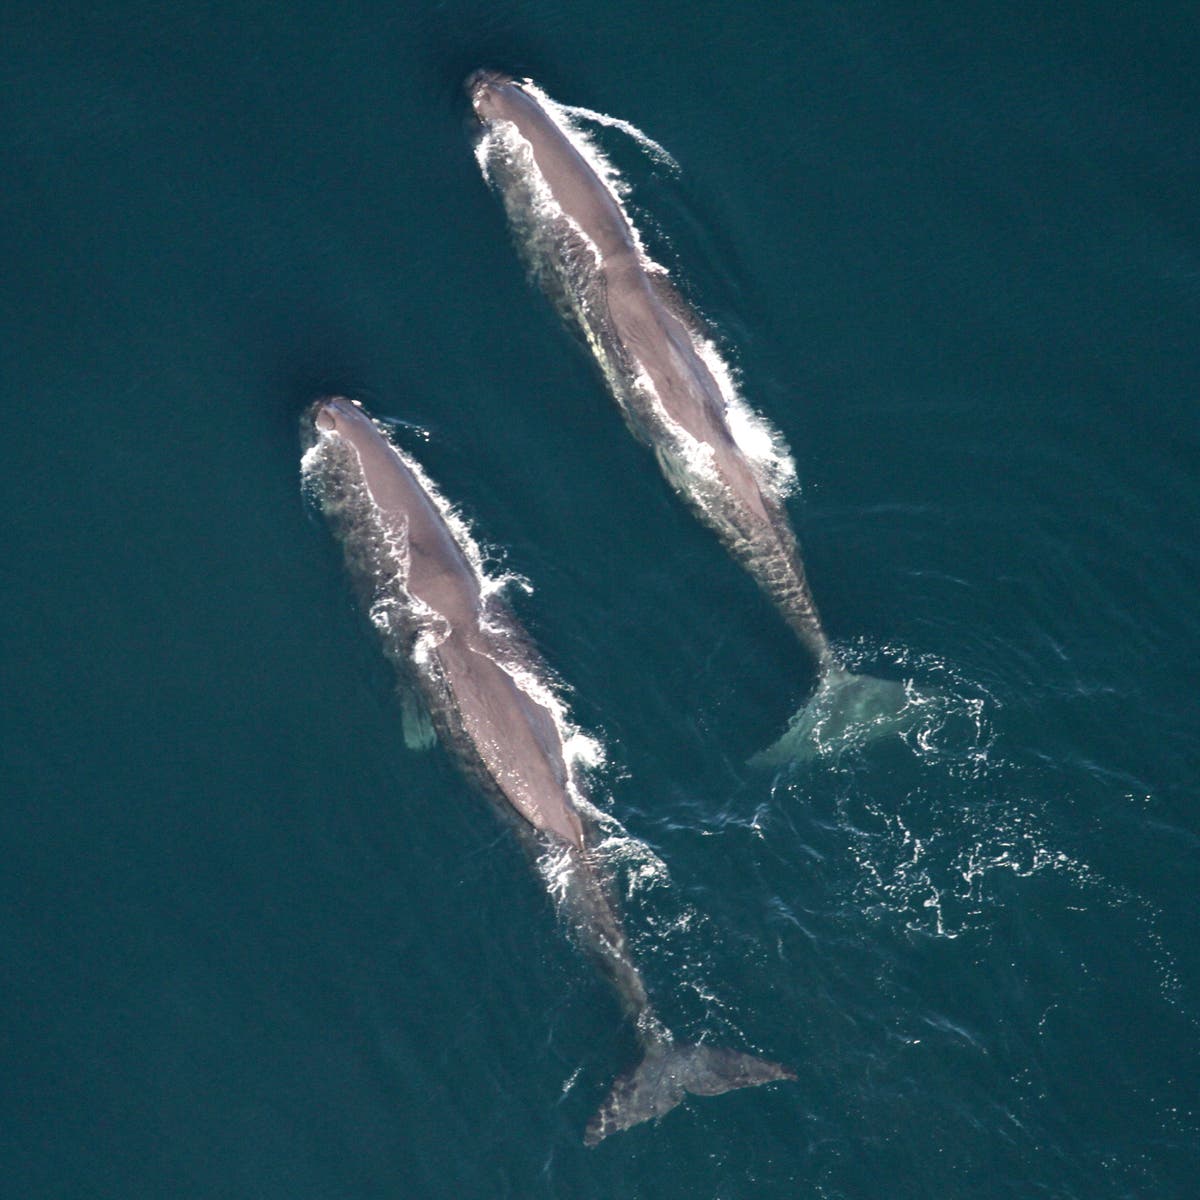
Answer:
[752,668,916,767]
[584,1040,795,1146]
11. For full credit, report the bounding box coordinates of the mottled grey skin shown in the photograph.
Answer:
[467,70,835,674]
[306,396,793,1143]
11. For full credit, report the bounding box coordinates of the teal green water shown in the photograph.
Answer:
[3,3,1197,1196]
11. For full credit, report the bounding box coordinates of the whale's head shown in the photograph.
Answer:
[465,69,518,124]
[305,396,367,447]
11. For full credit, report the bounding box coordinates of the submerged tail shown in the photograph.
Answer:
[585,1038,795,1146]
[752,668,915,767]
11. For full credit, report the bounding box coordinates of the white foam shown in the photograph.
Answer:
[477,116,606,278]
[764,642,1147,947]
[522,80,639,206]
[537,840,579,907]
[486,79,657,266]
[630,365,720,488]
[554,99,682,175]
[299,435,327,483]
[692,336,798,502]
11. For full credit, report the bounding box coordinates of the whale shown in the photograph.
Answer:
[302,396,793,1143]
[467,71,908,758]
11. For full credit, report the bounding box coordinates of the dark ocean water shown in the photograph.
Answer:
[3,3,1198,1197]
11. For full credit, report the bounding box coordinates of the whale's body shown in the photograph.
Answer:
[303,397,792,1143]
[310,396,586,848]
[468,71,834,670]
[468,73,911,755]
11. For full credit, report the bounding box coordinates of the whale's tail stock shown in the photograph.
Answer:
[585,1038,795,1146]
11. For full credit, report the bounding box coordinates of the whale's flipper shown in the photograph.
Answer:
[752,669,915,767]
[584,1041,795,1146]
[400,690,437,751]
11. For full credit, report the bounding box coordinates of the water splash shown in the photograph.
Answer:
[552,97,682,175]
[754,641,1193,1028]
